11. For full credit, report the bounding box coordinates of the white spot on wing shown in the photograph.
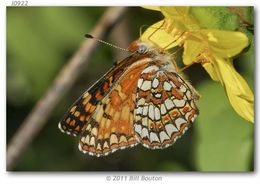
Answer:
[159,131,170,142]
[182,127,188,134]
[160,104,167,115]
[143,105,148,116]
[110,134,118,145]
[150,132,160,142]
[136,106,143,115]
[90,136,96,146]
[58,122,65,133]
[152,78,159,88]
[137,78,143,88]
[165,98,174,110]
[163,81,172,91]
[165,124,178,136]
[135,124,142,136]
[130,143,137,147]
[142,117,148,126]
[141,80,152,91]
[141,128,149,138]
[173,99,185,107]
[155,93,161,98]
[78,143,83,151]
[111,149,117,153]
[175,118,186,129]
[148,105,154,120]
[84,135,90,144]
[186,90,192,99]
[180,85,187,93]
[96,143,102,151]
[154,107,160,120]
[103,141,109,149]
[137,98,146,106]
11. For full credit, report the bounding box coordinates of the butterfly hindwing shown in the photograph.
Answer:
[134,65,199,149]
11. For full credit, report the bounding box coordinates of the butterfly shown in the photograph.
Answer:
[58,39,200,157]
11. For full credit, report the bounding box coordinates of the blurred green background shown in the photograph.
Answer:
[7,7,254,171]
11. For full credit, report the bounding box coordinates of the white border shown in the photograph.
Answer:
[2,0,258,6]
[1,0,259,186]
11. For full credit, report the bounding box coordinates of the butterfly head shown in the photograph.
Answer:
[127,41,150,54]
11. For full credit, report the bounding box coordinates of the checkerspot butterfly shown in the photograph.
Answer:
[58,37,199,157]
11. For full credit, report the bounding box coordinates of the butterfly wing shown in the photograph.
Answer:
[134,65,199,149]
[59,51,156,156]
[58,54,145,137]
[59,39,201,156]
[78,60,152,156]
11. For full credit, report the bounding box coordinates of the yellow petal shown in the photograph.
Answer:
[160,7,200,31]
[214,57,254,123]
[142,6,161,11]
[183,35,205,65]
[140,20,182,49]
[161,6,190,15]
[201,29,249,58]
[202,62,221,81]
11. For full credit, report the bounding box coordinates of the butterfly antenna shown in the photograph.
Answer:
[85,34,129,52]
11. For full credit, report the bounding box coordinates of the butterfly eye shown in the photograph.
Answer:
[137,45,147,54]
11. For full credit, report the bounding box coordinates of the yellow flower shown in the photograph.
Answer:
[141,7,254,123]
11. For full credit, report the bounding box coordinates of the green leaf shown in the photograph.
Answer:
[157,161,188,171]
[193,80,254,171]
[228,7,254,25]
[7,7,97,104]
[190,7,239,31]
